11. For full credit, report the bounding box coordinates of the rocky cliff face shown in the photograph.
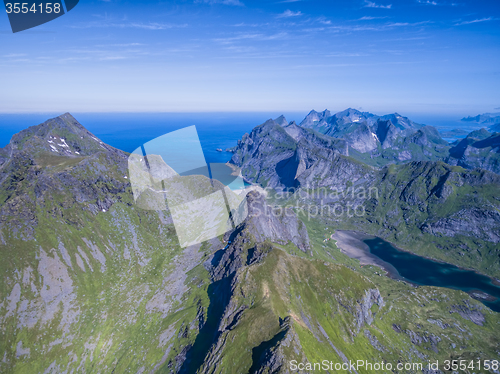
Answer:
[229,117,353,189]
[447,129,500,174]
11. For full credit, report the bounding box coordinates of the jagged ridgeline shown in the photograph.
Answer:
[0,114,499,373]
[233,108,500,173]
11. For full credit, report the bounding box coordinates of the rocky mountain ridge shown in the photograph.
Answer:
[446,129,500,174]
[461,112,500,127]
[239,109,500,174]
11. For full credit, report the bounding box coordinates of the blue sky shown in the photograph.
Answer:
[0,0,499,114]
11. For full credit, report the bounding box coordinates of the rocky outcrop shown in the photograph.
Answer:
[355,289,385,332]
[450,300,486,326]
[245,191,311,253]
[447,130,500,174]
[423,207,500,243]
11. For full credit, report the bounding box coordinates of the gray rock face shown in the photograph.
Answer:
[229,117,351,189]
[373,119,400,149]
[364,329,386,352]
[447,130,500,174]
[449,300,485,326]
[356,289,384,332]
[297,108,435,156]
[245,191,311,254]
[248,109,454,169]
[423,207,500,243]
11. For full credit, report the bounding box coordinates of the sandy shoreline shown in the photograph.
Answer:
[331,230,403,280]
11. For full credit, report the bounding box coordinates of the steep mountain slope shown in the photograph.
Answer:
[1,114,500,373]
[447,129,500,174]
[228,117,357,190]
[180,192,500,374]
[0,114,210,372]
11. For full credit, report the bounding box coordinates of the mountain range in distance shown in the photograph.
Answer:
[461,112,500,130]
[228,108,500,175]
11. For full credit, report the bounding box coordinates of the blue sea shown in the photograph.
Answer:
[0,112,489,161]
[0,112,306,164]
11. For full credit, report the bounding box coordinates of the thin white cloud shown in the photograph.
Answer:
[417,0,461,5]
[455,17,498,25]
[385,21,430,27]
[4,53,28,58]
[364,1,392,9]
[71,21,188,30]
[316,16,332,25]
[277,9,303,18]
[96,43,145,47]
[195,0,244,5]
[213,32,288,44]
[99,56,127,61]
[358,16,388,20]
[326,52,369,57]
[323,20,430,33]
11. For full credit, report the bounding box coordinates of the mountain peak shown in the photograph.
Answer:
[274,115,288,127]
[299,109,331,128]
[6,113,114,159]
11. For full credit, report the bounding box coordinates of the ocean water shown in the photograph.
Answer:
[405,113,490,142]
[0,112,305,164]
[0,112,488,157]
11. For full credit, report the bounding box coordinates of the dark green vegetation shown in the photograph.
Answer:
[0,114,499,373]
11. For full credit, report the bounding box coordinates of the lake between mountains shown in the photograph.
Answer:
[333,231,500,313]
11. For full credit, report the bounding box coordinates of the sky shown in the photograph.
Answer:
[0,0,499,115]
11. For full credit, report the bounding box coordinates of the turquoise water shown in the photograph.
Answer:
[364,237,500,313]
